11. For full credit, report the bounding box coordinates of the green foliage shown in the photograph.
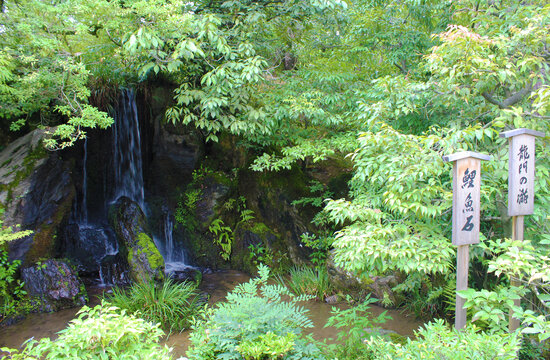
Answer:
[208,218,233,261]
[187,264,323,360]
[0,0,116,149]
[459,286,525,333]
[0,302,172,359]
[323,295,391,359]
[277,266,334,301]
[0,250,28,322]
[299,233,332,267]
[457,238,550,340]
[0,216,33,246]
[292,181,333,209]
[248,243,274,268]
[364,319,520,360]
[105,278,202,333]
[236,332,298,360]
[0,216,34,323]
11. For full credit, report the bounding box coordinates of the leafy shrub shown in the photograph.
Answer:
[0,302,172,359]
[0,218,34,323]
[187,264,324,360]
[106,278,202,333]
[364,319,520,360]
[299,233,333,268]
[323,295,391,360]
[278,266,334,301]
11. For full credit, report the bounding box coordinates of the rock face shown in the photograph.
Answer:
[109,196,164,283]
[231,222,285,274]
[0,130,75,264]
[237,169,311,268]
[21,259,87,312]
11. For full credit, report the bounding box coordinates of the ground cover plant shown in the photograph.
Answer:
[364,319,520,360]
[105,278,202,333]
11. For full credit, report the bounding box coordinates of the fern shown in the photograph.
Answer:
[187,264,322,360]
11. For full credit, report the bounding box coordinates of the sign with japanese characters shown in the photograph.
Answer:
[443,151,491,246]
[500,129,545,216]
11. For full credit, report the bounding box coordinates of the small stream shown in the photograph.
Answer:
[0,271,422,358]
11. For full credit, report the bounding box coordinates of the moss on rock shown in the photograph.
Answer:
[110,197,164,283]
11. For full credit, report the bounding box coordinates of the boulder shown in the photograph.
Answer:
[22,259,87,312]
[0,130,75,264]
[326,252,363,290]
[109,196,164,283]
[238,169,311,267]
[327,252,402,307]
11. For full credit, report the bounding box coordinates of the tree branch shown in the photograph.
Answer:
[105,28,122,47]
[481,83,532,109]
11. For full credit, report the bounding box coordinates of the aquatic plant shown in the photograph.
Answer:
[277,266,334,301]
[105,278,202,333]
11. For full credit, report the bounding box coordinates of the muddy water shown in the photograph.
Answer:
[0,271,422,358]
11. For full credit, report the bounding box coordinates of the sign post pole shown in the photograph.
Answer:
[500,128,545,332]
[443,151,491,330]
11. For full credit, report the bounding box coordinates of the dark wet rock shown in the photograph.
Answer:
[327,253,402,307]
[195,177,230,227]
[237,169,311,268]
[326,252,363,290]
[22,259,87,312]
[0,130,75,264]
[149,121,200,202]
[366,275,401,307]
[168,268,202,284]
[99,253,129,286]
[109,196,164,283]
[60,224,119,275]
[325,294,338,304]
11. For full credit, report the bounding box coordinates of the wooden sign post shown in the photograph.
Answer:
[500,128,545,332]
[443,151,491,330]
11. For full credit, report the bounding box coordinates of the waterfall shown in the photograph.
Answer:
[68,88,192,284]
[80,137,88,225]
[112,90,145,208]
[158,212,190,274]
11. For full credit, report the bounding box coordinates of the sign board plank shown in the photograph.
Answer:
[456,245,469,329]
[451,157,482,246]
[507,134,537,216]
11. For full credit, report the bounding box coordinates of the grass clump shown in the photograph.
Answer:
[278,266,334,301]
[105,278,202,333]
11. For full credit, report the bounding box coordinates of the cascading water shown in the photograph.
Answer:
[66,137,119,286]
[112,90,145,208]
[158,212,190,274]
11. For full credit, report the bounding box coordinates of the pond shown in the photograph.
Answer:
[0,270,423,358]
